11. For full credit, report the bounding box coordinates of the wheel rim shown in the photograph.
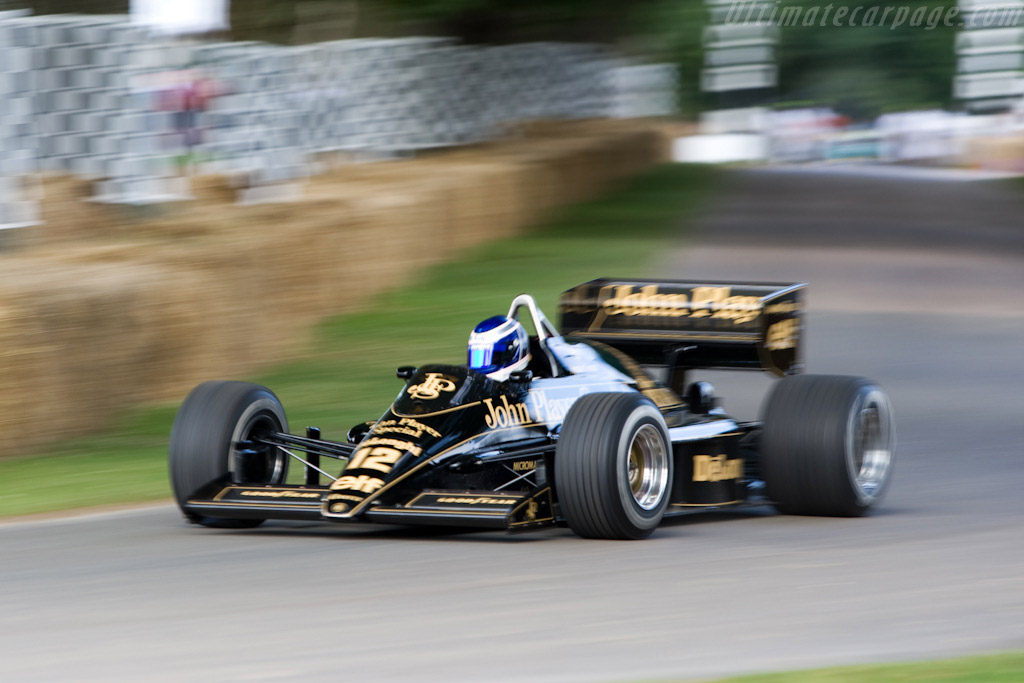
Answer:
[231,410,287,484]
[626,424,669,511]
[849,390,893,502]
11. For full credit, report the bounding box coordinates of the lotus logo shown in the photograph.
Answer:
[406,373,457,400]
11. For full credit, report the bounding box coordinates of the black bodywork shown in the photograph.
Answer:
[184,279,805,531]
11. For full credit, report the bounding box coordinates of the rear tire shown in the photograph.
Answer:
[555,393,673,539]
[169,381,290,528]
[761,374,895,517]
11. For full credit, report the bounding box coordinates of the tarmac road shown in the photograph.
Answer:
[2,165,1022,683]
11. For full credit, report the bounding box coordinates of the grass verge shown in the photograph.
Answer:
[676,651,1024,683]
[0,163,715,518]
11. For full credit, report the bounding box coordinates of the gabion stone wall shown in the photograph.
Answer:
[5,14,192,203]
[0,11,40,228]
[609,63,680,119]
[0,12,679,208]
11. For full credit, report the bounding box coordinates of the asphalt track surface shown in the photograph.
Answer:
[2,165,1022,683]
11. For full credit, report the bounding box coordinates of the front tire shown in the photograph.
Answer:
[169,381,290,528]
[555,393,673,539]
[761,374,895,517]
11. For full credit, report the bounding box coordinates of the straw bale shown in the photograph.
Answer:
[0,120,677,457]
[0,259,176,452]
[0,292,51,453]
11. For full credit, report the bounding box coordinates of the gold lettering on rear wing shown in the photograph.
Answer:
[575,284,766,331]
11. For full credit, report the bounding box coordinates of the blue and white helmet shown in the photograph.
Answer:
[467,316,530,381]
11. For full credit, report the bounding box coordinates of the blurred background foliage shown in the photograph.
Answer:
[2,0,958,117]
[775,1,957,119]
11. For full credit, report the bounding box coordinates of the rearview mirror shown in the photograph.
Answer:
[509,370,533,385]
[685,381,716,414]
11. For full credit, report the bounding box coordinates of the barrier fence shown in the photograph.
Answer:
[0,12,678,213]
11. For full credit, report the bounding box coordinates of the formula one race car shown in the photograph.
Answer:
[169,279,895,540]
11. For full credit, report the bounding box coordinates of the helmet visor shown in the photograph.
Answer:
[468,338,519,375]
[468,346,493,372]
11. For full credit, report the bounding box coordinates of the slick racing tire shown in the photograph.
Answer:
[761,374,895,517]
[169,381,290,528]
[555,393,673,540]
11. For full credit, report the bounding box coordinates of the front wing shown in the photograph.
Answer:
[187,483,557,531]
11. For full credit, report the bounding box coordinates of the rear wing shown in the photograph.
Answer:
[558,279,805,376]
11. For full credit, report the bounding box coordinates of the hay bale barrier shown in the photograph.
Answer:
[0,121,674,458]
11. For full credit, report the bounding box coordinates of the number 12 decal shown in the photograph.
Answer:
[347,446,405,474]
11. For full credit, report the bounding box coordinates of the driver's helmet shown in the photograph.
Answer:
[467,316,530,381]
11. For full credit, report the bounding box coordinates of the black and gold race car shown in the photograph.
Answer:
[169,279,895,540]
